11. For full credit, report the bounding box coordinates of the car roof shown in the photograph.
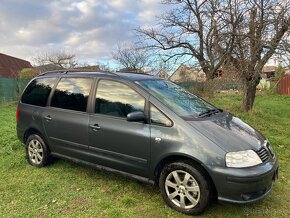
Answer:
[38,70,161,81]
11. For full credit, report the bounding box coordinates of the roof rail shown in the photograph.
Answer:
[38,69,120,77]
[117,71,154,76]
[38,69,68,76]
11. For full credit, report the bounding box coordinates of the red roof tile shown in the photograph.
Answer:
[0,53,32,78]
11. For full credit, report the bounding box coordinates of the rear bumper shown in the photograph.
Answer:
[207,157,278,203]
[16,125,25,143]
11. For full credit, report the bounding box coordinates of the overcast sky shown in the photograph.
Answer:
[0,0,163,65]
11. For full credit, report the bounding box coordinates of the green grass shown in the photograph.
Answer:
[0,94,289,217]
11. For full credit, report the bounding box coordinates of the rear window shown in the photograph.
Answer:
[21,77,56,107]
[51,77,93,112]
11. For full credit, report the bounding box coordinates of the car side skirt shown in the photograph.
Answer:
[51,152,155,185]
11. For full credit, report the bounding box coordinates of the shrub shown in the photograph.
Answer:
[257,78,270,90]
[19,68,39,79]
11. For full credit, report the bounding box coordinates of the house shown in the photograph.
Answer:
[156,70,169,79]
[169,64,206,83]
[35,64,63,73]
[262,66,277,78]
[0,53,32,78]
[117,67,143,73]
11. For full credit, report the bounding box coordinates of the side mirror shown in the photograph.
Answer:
[127,111,146,122]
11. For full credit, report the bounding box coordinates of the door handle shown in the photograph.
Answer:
[90,124,101,131]
[44,115,52,121]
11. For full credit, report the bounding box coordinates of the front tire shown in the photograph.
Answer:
[25,134,51,167]
[159,162,211,215]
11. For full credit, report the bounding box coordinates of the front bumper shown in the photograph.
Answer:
[207,157,278,203]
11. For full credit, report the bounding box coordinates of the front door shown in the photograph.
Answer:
[88,79,150,177]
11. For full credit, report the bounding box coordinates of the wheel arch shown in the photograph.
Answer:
[23,127,50,149]
[153,154,217,198]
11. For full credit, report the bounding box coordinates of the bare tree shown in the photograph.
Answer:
[224,0,290,111]
[138,0,290,111]
[137,0,238,79]
[34,50,78,69]
[112,43,151,73]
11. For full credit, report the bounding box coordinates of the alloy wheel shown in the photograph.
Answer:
[165,170,200,209]
[28,139,44,164]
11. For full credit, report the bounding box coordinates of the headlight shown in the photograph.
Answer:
[225,150,262,168]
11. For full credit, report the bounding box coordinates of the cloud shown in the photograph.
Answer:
[0,0,163,65]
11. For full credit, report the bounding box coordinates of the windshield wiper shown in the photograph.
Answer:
[198,108,223,118]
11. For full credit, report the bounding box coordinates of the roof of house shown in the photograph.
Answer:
[169,64,205,82]
[35,64,63,72]
[0,53,32,78]
[262,66,277,73]
[156,70,169,76]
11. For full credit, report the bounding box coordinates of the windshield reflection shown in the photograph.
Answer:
[137,80,215,119]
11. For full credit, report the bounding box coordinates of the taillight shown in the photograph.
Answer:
[16,106,19,122]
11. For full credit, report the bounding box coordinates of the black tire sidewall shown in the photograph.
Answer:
[159,162,211,215]
[25,134,49,167]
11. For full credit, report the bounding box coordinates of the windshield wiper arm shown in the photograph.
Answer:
[198,108,223,118]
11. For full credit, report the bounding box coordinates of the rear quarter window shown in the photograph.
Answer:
[21,77,57,107]
[51,77,93,112]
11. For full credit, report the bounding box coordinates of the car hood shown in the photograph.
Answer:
[187,112,266,152]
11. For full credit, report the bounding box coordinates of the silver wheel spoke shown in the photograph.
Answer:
[31,154,36,163]
[187,185,199,192]
[28,147,34,153]
[165,180,178,189]
[183,172,191,184]
[179,194,186,208]
[168,190,179,200]
[172,171,181,185]
[32,140,37,148]
[36,153,42,161]
[35,140,41,148]
[37,148,43,153]
[185,192,198,206]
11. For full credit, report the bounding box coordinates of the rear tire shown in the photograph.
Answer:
[159,162,211,215]
[25,134,51,167]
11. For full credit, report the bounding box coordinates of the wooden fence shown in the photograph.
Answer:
[280,74,290,96]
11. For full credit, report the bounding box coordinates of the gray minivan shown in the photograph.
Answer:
[16,71,278,215]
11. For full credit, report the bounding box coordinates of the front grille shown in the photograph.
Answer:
[257,147,269,162]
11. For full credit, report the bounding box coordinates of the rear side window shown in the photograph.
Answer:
[51,77,93,112]
[95,80,145,118]
[21,77,56,107]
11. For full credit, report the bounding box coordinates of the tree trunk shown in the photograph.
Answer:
[242,83,257,111]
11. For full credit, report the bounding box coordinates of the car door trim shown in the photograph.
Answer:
[50,137,89,149]
[88,145,148,164]
[51,152,154,184]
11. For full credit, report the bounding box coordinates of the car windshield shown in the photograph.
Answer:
[137,79,216,119]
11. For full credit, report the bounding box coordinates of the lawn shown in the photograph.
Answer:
[0,94,289,217]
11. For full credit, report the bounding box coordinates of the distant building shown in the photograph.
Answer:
[73,65,101,71]
[0,53,32,78]
[169,64,206,83]
[156,70,169,79]
[35,64,63,73]
[262,66,277,78]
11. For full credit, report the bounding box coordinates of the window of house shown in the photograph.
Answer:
[95,80,145,118]
[51,77,93,112]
